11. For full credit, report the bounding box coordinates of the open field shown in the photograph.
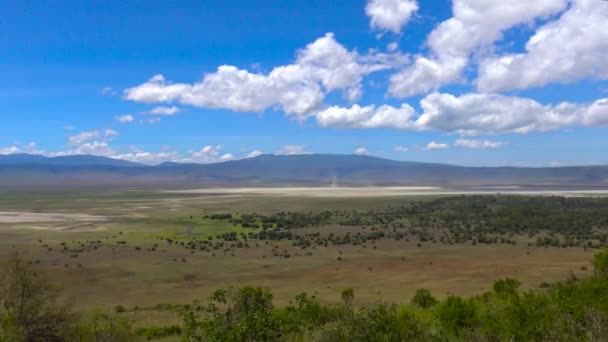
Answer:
[170,186,608,197]
[0,187,606,328]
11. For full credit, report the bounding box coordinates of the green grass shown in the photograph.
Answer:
[0,189,599,327]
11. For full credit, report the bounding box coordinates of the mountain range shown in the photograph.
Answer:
[0,153,607,189]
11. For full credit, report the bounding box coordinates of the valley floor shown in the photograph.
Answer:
[0,188,604,327]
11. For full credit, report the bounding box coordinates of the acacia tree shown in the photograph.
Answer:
[0,254,75,340]
[593,249,608,278]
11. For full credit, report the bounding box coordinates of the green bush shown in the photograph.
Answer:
[411,288,438,309]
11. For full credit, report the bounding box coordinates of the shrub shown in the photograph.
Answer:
[593,249,608,278]
[411,288,438,309]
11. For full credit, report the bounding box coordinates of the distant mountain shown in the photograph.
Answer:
[0,153,607,189]
[0,153,143,167]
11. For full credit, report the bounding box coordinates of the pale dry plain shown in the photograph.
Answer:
[170,186,608,197]
[0,187,604,327]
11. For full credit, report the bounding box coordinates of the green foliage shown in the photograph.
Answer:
[436,296,479,338]
[175,249,608,341]
[0,254,77,341]
[76,310,135,341]
[313,304,426,342]
[135,324,182,340]
[593,249,608,277]
[411,288,438,309]
[340,288,354,311]
[4,236,608,341]
[182,287,281,341]
[492,278,521,298]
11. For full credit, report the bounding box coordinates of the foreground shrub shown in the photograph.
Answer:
[0,254,77,341]
[135,324,182,340]
[76,310,135,341]
[411,288,438,309]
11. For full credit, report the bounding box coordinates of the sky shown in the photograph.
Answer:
[1,0,608,166]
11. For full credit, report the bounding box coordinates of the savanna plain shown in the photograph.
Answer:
[1,187,608,340]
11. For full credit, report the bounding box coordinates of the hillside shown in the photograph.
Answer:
[0,153,607,189]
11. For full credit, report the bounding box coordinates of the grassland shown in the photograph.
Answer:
[0,188,604,328]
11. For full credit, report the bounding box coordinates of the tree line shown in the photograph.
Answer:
[2,250,608,341]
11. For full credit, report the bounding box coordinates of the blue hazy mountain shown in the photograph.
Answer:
[0,153,606,189]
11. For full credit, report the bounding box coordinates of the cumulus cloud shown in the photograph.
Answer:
[315,93,608,135]
[114,151,180,165]
[0,142,44,156]
[393,146,409,152]
[143,117,161,124]
[67,130,101,146]
[389,0,568,97]
[354,147,369,155]
[454,139,508,149]
[387,42,399,52]
[115,145,237,165]
[124,33,408,119]
[245,150,263,158]
[100,86,117,96]
[477,0,608,92]
[192,145,222,158]
[277,145,307,155]
[0,146,20,155]
[147,106,180,116]
[104,129,118,138]
[417,93,608,135]
[72,141,115,156]
[316,103,416,129]
[421,141,449,151]
[116,114,135,123]
[366,0,419,33]
[220,153,234,162]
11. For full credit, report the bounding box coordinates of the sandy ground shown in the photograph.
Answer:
[167,187,608,197]
[0,211,106,224]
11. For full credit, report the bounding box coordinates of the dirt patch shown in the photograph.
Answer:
[0,211,107,224]
[167,187,608,198]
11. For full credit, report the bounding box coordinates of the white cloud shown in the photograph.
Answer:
[387,42,399,52]
[454,139,508,149]
[114,151,180,165]
[277,145,307,155]
[477,0,608,92]
[112,145,238,165]
[245,150,263,158]
[72,141,115,156]
[220,153,234,161]
[389,56,467,98]
[393,146,409,152]
[192,145,222,158]
[316,103,416,129]
[417,93,608,135]
[366,0,419,33]
[143,117,162,124]
[124,74,191,103]
[116,114,135,123]
[0,142,44,156]
[315,93,608,135]
[0,146,20,155]
[147,106,180,116]
[104,129,118,138]
[389,0,568,97]
[100,86,117,96]
[115,145,237,165]
[354,147,369,155]
[422,141,449,151]
[124,33,408,119]
[67,130,101,146]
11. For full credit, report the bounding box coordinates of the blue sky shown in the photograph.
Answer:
[1,0,607,166]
